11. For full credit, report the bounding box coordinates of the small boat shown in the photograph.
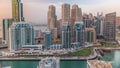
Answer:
[2,66,11,68]
[37,57,59,68]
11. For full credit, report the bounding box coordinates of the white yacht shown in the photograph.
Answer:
[37,57,59,68]
[2,66,11,68]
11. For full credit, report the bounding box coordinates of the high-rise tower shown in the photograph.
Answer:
[62,3,70,24]
[103,12,116,41]
[12,0,24,22]
[47,5,57,29]
[71,4,82,28]
[70,4,82,40]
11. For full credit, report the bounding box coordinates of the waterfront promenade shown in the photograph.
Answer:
[1,47,120,61]
[0,47,98,61]
[0,49,97,61]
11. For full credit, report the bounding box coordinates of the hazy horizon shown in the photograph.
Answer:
[0,0,120,25]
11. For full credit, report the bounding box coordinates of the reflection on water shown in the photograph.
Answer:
[101,50,120,68]
[101,51,114,61]
[113,51,120,68]
[0,61,38,68]
[60,60,87,68]
[0,60,87,68]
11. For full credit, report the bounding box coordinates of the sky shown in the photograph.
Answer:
[0,0,120,25]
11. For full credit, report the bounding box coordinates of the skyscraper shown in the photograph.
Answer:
[62,22,71,49]
[47,5,57,29]
[2,19,14,44]
[104,12,116,41]
[71,4,82,29]
[12,0,24,22]
[44,29,52,49]
[70,4,82,41]
[9,22,34,52]
[62,3,70,24]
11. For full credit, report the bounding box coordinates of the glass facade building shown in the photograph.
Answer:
[9,22,34,52]
[62,22,71,49]
[74,22,84,47]
[44,29,52,49]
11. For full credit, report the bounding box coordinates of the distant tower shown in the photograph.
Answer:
[62,3,70,24]
[47,5,57,29]
[9,22,34,52]
[83,14,93,28]
[12,0,24,22]
[95,16,101,36]
[95,13,105,36]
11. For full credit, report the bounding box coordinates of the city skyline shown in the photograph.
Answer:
[0,1,120,68]
[0,0,120,25]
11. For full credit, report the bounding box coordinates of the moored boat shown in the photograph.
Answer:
[37,57,59,68]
